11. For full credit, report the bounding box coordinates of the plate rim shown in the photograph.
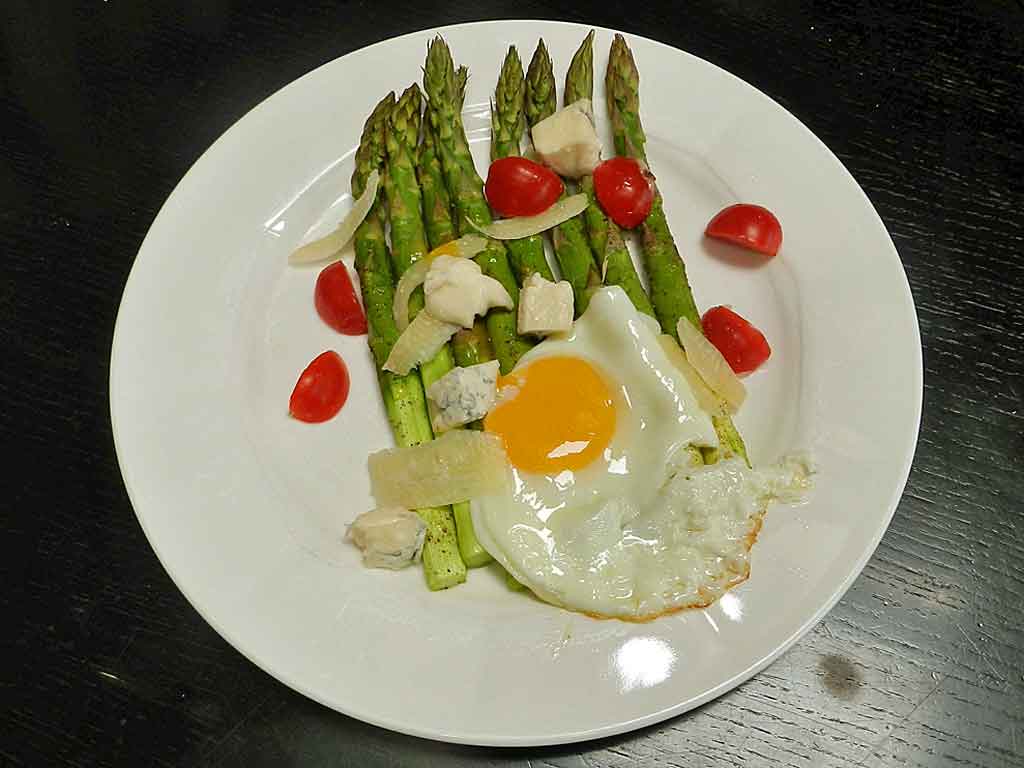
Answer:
[109,18,923,747]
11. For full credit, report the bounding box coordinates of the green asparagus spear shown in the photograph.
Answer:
[419,84,496,376]
[524,39,556,129]
[423,36,533,374]
[417,66,471,251]
[564,31,655,317]
[445,319,496,561]
[491,46,555,284]
[562,29,593,105]
[384,85,457,388]
[601,213,655,317]
[352,94,419,438]
[525,40,601,316]
[452,320,494,368]
[385,85,429,272]
[490,48,526,162]
[384,84,490,570]
[417,113,457,254]
[606,34,748,464]
[352,93,466,590]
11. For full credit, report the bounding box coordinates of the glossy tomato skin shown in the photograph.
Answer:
[592,157,654,229]
[315,261,367,335]
[704,204,783,257]
[485,157,563,217]
[289,351,350,423]
[701,306,771,374]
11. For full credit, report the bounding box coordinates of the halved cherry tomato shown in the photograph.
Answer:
[705,204,783,257]
[289,351,350,423]
[592,157,654,229]
[701,306,771,375]
[315,261,367,335]
[485,157,564,217]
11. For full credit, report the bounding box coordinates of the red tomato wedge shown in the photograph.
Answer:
[315,261,367,335]
[289,351,350,423]
[485,157,564,217]
[592,157,654,229]
[705,204,783,257]
[701,306,771,375]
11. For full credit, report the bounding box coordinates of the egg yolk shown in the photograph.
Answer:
[484,356,616,474]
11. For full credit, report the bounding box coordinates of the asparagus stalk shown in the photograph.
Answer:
[417,66,472,250]
[383,84,491,569]
[417,114,457,253]
[384,85,456,388]
[351,93,466,590]
[424,36,533,374]
[417,93,499,382]
[418,83,490,378]
[491,47,556,284]
[563,31,606,264]
[452,320,494,369]
[524,40,601,316]
[606,34,748,464]
[564,32,655,318]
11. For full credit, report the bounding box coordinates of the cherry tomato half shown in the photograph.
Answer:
[485,157,564,217]
[289,351,350,423]
[701,306,771,375]
[315,261,367,335]
[592,157,655,229]
[705,204,783,257]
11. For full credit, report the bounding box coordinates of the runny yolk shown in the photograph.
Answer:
[484,356,616,474]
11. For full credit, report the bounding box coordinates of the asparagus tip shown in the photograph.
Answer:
[501,45,523,75]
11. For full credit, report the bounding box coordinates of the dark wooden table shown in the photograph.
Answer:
[5,2,1022,766]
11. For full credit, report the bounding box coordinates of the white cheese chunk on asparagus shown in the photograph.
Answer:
[426,360,501,432]
[424,255,512,328]
[531,99,602,179]
[517,273,574,336]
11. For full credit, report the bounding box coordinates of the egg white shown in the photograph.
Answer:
[472,287,802,619]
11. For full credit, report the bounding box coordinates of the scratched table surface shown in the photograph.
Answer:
[3,1,1023,766]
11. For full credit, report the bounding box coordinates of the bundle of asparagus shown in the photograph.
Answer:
[348,30,750,591]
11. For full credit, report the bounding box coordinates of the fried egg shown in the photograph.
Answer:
[473,286,806,620]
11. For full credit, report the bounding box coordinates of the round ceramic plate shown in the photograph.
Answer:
[110,21,922,746]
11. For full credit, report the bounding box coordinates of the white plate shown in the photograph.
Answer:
[110,21,922,746]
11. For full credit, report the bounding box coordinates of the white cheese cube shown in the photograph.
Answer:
[517,273,574,336]
[424,255,512,328]
[346,507,427,570]
[426,360,501,432]
[531,99,602,179]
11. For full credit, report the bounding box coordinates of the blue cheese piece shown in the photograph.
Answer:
[346,507,427,569]
[517,273,574,336]
[426,361,501,433]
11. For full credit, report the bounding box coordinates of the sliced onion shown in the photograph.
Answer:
[656,334,726,416]
[369,430,512,509]
[676,318,747,413]
[393,235,488,330]
[383,311,460,375]
[469,193,588,240]
[288,170,379,265]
